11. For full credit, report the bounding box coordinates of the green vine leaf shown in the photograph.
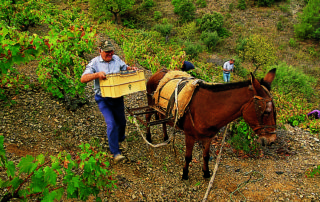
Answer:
[18,155,37,174]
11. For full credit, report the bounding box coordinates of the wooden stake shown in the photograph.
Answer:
[202,124,229,202]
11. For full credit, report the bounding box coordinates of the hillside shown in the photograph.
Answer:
[1,0,320,201]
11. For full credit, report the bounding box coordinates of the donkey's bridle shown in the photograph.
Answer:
[242,85,277,135]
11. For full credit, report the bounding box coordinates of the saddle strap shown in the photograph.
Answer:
[166,79,189,117]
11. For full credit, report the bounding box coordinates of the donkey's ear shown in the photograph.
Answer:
[251,72,263,94]
[263,68,276,86]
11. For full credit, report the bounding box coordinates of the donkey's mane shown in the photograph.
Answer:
[198,80,251,92]
[198,78,272,92]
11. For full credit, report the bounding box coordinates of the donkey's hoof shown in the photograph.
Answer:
[203,171,211,178]
[182,175,189,180]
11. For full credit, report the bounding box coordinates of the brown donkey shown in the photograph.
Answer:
[146,68,277,180]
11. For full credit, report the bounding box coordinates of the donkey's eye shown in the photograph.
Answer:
[265,101,272,113]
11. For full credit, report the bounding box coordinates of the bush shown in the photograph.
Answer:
[234,60,250,78]
[177,21,199,41]
[183,41,204,59]
[173,0,196,23]
[272,62,317,97]
[200,31,220,49]
[255,0,275,7]
[154,11,163,21]
[294,0,320,40]
[0,0,45,31]
[289,38,298,47]
[153,22,174,37]
[288,114,306,127]
[0,135,116,201]
[277,21,284,31]
[237,0,247,10]
[199,12,224,33]
[141,0,155,10]
[196,0,207,8]
[37,25,96,105]
[228,118,260,156]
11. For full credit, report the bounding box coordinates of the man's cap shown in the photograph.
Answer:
[99,40,114,52]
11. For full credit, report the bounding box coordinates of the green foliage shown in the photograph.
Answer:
[177,21,199,41]
[0,0,46,31]
[196,0,207,8]
[141,0,155,10]
[288,114,306,126]
[236,37,247,53]
[294,0,320,40]
[172,0,196,23]
[199,12,224,33]
[229,3,235,11]
[0,135,116,201]
[153,11,163,21]
[277,21,284,31]
[272,62,316,98]
[0,23,46,102]
[255,0,276,7]
[89,0,135,23]
[306,165,320,178]
[37,25,96,101]
[238,34,277,70]
[234,59,250,78]
[228,119,260,156]
[104,21,186,73]
[289,38,298,47]
[153,21,174,37]
[183,41,205,59]
[237,0,247,10]
[200,31,220,49]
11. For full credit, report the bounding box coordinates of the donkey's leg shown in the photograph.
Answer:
[202,138,212,178]
[145,113,152,143]
[182,135,195,180]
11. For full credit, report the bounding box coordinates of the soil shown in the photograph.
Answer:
[1,60,320,201]
[1,1,320,200]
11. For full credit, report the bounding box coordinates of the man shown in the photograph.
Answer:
[222,59,235,82]
[81,40,138,162]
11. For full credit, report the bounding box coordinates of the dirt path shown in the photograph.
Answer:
[1,68,319,201]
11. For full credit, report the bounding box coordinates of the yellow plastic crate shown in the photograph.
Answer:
[100,70,146,98]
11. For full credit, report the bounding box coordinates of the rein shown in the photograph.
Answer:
[242,85,277,134]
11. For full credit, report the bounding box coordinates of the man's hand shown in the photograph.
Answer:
[80,72,106,83]
[97,71,107,80]
[128,66,138,71]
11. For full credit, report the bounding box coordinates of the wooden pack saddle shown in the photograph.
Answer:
[153,71,200,119]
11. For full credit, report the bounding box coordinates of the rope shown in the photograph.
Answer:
[229,170,264,202]
[131,115,175,148]
[202,124,229,202]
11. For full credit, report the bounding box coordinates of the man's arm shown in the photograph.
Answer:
[81,72,106,83]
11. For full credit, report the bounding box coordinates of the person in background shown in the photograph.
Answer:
[181,60,195,72]
[80,39,138,163]
[222,59,235,82]
[307,109,320,119]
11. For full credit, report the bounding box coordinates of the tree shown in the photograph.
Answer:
[89,0,135,24]
[239,34,277,73]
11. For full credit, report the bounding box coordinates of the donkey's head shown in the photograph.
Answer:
[242,68,277,145]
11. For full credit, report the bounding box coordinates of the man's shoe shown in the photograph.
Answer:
[114,154,125,163]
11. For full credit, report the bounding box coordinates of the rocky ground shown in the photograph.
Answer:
[1,64,320,201]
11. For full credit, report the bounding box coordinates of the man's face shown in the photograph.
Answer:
[100,49,114,62]
[230,60,234,64]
